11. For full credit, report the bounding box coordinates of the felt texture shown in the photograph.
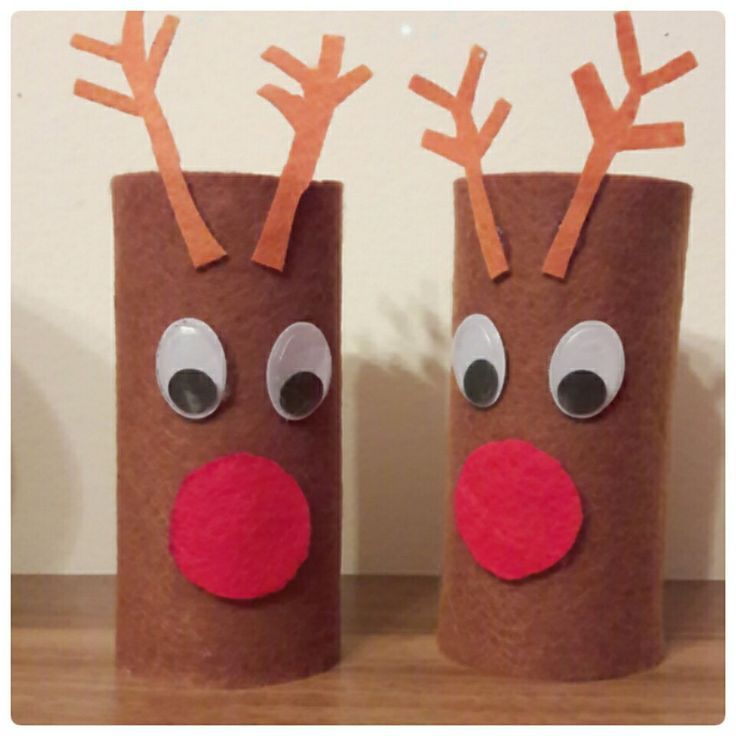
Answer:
[454,439,583,581]
[410,45,511,280]
[251,36,371,271]
[169,453,311,600]
[72,12,227,269]
[439,172,691,681]
[113,172,341,687]
[542,11,697,279]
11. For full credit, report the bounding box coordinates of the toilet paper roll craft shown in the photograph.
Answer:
[72,11,371,687]
[410,11,696,680]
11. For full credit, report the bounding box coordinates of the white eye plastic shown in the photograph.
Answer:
[452,314,506,408]
[549,320,625,419]
[267,322,332,421]
[155,318,227,420]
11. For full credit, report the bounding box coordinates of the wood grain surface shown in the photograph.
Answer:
[11,575,724,725]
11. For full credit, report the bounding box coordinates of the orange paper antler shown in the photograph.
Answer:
[71,12,226,269]
[252,36,372,271]
[542,11,697,279]
[409,46,511,280]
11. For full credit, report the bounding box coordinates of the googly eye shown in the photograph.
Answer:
[549,320,625,419]
[267,322,332,421]
[452,314,506,409]
[156,318,227,420]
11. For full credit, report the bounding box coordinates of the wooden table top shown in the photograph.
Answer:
[11,575,724,725]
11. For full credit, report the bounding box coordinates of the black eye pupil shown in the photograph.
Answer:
[168,369,218,416]
[463,359,499,408]
[557,369,607,416]
[280,371,324,419]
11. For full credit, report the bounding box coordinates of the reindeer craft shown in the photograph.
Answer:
[411,12,696,680]
[72,12,370,686]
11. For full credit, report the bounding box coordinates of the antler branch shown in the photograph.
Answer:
[147,14,179,85]
[258,84,304,129]
[640,53,697,94]
[71,12,226,269]
[70,34,120,62]
[409,45,511,280]
[410,76,455,110]
[261,46,310,83]
[421,130,466,166]
[622,121,685,150]
[73,79,138,116]
[333,66,373,104]
[478,99,512,154]
[252,35,372,271]
[572,64,615,139]
[542,11,697,279]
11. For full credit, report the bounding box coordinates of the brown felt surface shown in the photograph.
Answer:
[439,172,691,680]
[112,172,342,687]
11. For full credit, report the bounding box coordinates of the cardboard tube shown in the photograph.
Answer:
[439,173,691,680]
[112,172,341,687]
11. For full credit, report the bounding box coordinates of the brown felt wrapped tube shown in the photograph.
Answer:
[112,172,341,687]
[438,173,691,681]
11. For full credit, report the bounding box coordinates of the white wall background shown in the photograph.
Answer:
[11,11,724,578]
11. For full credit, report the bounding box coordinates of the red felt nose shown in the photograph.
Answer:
[169,453,311,600]
[454,439,583,580]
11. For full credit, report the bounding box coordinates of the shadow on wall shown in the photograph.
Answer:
[344,301,450,576]
[11,302,113,573]
[665,335,725,580]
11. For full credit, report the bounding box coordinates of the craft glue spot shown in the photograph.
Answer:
[169,452,310,599]
[454,439,582,580]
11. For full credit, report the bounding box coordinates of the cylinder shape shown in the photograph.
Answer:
[439,173,691,680]
[112,172,342,687]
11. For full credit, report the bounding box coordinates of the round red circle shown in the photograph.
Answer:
[169,453,311,599]
[454,439,583,580]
